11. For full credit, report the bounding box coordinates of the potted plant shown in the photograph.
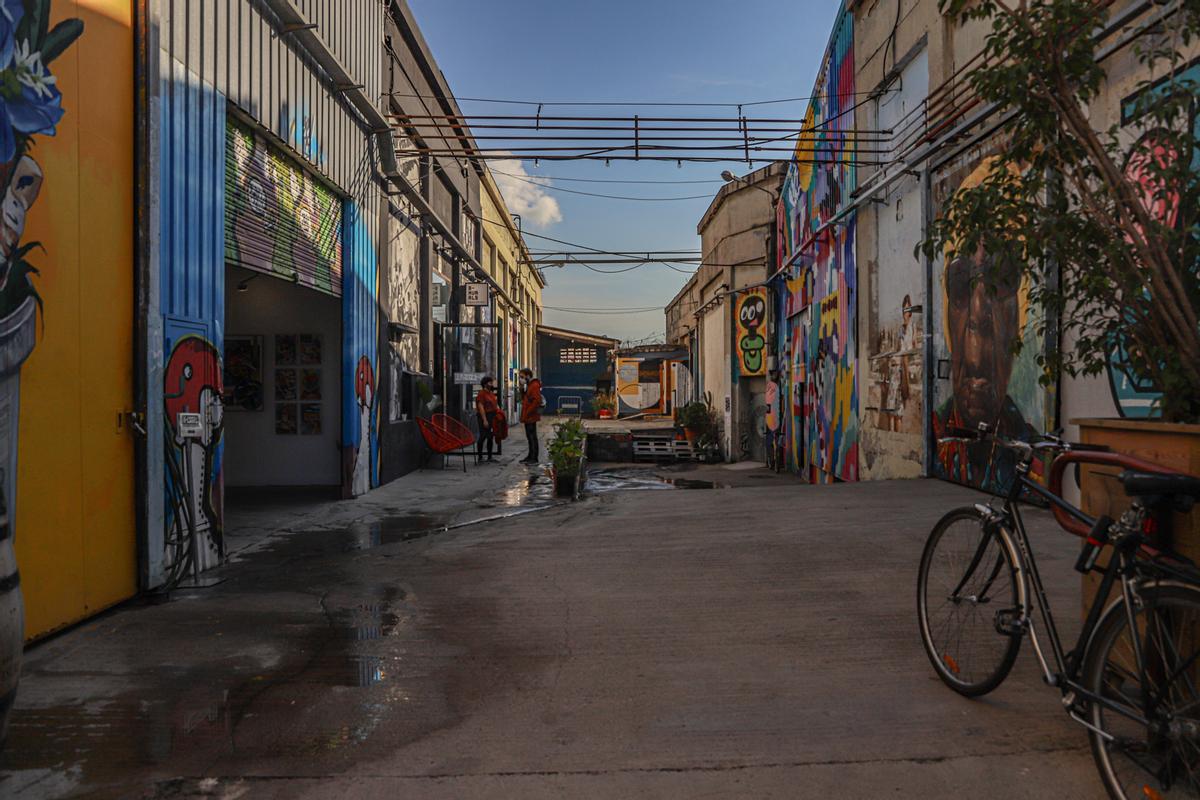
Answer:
[548,418,587,497]
[923,2,1200,558]
[678,392,719,445]
[591,390,617,420]
[677,400,711,445]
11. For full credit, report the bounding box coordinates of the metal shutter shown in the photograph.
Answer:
[224,118,343,296]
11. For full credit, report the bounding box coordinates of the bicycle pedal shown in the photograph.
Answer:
[993,607,1024,636]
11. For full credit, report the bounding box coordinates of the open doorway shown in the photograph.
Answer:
[222,265,342,498]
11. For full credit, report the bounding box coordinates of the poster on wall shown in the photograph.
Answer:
[300,404,322,435]
[275,369,297,401]
[300,369,321,401]
[735,289,768,377]
[299,334,322,365]
[223,336,264,411]
[275,403,298,435]
[275,334,297,365]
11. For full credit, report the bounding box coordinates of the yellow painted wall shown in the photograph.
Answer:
[14,0,136,639]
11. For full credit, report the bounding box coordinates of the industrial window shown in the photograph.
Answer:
[560,347,597,364]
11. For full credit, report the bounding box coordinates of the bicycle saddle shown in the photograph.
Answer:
[1119,470,1200,499]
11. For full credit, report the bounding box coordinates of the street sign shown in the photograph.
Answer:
[176,412,204,439]
[464,282,489,306]
[455,372,485,385]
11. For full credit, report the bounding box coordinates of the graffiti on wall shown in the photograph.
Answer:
[1107,62,1200,417]
[0,0,84,537]
[735,289,767,377]
[931,157,1046,494]
[776,3,857,482]
[803,222,858,482]
[342,202,379,496]
[387,207,420,373]
[865,294,922,434]
[226,118,343,295]
[163,335,224,571]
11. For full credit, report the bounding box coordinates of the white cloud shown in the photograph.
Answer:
[491,158,563,228]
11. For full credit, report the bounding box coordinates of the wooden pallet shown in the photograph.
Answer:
[632,437,698,462]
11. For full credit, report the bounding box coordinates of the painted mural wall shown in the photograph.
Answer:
[734,288,768,377]
[929,152,1050,494]
[10,0,136,637]
[343,188,381,497]
[776,3,858,482]
[225,118,343,296]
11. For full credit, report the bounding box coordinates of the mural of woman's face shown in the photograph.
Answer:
[0,156,43,256]
[946,253,1019,426]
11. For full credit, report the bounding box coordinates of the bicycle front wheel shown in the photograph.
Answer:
[918,506,1023,697]
[1085,583,1200,799]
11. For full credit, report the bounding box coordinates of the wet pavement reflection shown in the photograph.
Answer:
[584,467,727,493]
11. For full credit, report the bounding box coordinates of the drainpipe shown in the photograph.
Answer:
[921,166,935,476]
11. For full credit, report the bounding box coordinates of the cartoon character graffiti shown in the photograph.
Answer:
[164,336,225,573]
[736,289,767,377]
[352,355,375,495]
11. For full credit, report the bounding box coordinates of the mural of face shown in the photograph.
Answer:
[945,251,1019,428]
[737,293,767,376]
[0,156,43,258]
[352,355,375,496]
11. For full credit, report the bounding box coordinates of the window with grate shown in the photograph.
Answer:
[560,347,597,364]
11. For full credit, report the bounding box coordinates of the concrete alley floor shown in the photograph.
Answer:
[0,460,1102,799]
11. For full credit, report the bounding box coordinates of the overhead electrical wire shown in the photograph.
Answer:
[544,305,664,315]
[492,172,715,202]
[489,169,723,186]
[383,88,897,109]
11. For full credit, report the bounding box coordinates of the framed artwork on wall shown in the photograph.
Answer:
[223,335,264,411]
[275,368,298,401]
[299,334,322,365]
[275,334,298,365]
[275,403,298,435]
[300,369,321,401]
[300,404,322,435]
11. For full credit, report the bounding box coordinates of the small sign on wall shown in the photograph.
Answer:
[455,371,485,385]
[464,283,489,306]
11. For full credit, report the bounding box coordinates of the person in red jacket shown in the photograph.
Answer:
[519,367,542,464]
[474,376,500,463]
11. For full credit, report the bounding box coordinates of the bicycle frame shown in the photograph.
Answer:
[975,459,1159,732]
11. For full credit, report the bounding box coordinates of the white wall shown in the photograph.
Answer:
[224,266,342,486]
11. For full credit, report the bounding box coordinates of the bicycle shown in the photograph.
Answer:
[917,422,1200,799]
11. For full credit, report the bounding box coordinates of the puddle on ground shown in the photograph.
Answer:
[0,587,414,790]
[491,472,557,508]
[585,467,727,493]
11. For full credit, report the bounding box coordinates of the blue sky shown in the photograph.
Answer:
[408,0,840,342]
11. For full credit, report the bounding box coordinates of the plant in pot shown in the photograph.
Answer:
[548,418,587,497]
[677,400,712,445]
[591,390,617,420]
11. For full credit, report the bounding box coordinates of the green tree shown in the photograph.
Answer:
[923,0,1200,422]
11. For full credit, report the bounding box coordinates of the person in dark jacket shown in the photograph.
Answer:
[475,376,500,463]
[519,367,542,464]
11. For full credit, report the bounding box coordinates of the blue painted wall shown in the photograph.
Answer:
[158,70,228,578]
[539,332,613,416]
[342,200,380,495]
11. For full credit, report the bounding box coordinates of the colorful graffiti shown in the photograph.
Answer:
[735,288,767,377]
[342,202,379,496]
[352,355,375,496]
[1107,62,1200,417]
[225,118,343,295]
[931,158,1046,494]
[776,2,857,482]
[163,336,224,571]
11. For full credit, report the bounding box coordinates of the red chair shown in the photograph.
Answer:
[417,414,476,472]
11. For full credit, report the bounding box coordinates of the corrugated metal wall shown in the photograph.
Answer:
[159,0,382,194]
[149,0,388,579]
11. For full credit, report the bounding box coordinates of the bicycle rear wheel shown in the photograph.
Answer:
[918,506,1023,697]
[1085,584,1200,799]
